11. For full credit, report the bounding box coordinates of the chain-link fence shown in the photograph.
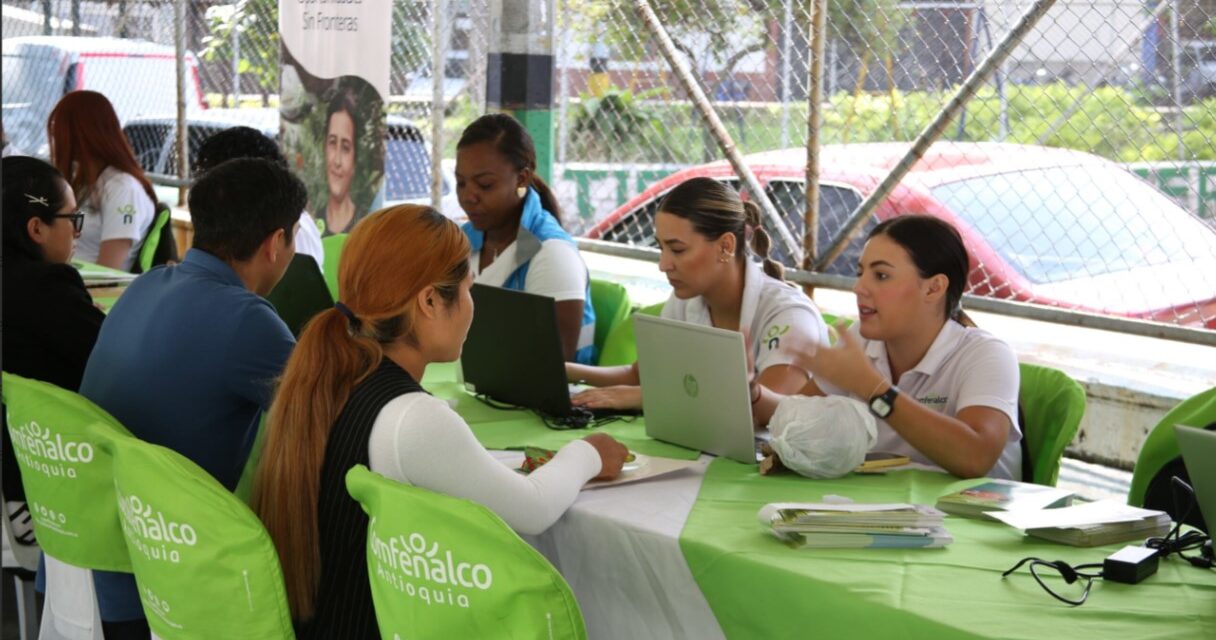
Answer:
[2,0,1214,331]
[555,0,1216,331]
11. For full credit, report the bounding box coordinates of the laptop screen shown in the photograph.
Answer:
[635,314,757,464]
[461,284,573,416]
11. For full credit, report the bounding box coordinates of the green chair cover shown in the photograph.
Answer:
[103,434,295,639]
[345,465,587,640]
[135,205,174,273]
[1,373,131,571]
[1128,386,1216,507]
[589,279,632,360]
[1017,363,1086,486]
[596,301,665,367]
[321,233,349,301]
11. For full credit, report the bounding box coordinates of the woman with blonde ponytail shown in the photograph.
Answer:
[568,177,830,417]
[253,205,627,638]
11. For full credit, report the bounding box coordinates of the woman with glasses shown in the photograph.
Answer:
[47,90,156,271]
[1,155,105,544]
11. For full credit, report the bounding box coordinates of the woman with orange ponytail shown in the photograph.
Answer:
[47,91,157,271]
[252,205,627,638]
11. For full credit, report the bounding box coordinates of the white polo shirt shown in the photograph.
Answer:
[471,239,588,303]
[294,211,325,269]
[76,167,155,270]
[662,258,829,377]
[818,320,1023,479]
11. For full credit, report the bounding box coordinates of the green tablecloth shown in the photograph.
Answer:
[421,362,699,460]
[680,459,1216,639]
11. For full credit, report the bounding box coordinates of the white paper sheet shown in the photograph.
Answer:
[987,499,1164,530]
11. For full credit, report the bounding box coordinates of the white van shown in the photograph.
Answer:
[1,36,206,157]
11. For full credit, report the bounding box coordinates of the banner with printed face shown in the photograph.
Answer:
[280,1,391,236]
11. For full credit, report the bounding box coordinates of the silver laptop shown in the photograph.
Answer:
[635,314,758,464]
[1175,424,1216,533]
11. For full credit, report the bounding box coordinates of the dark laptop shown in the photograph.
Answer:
[463,284,625,420]
[266,254,333,337]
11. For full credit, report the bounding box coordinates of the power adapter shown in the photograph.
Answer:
[1104,545,1159,584]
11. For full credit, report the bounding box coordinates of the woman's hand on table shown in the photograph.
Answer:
[571,385,642,411]
[582,433,629,481]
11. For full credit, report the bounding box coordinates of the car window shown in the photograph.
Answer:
[601,194,661,246]
[124,123,172,174]
[601,178,774,249]
[931,166,1216,284]
[764,180,871,274]
[163,125,229,176]
[2,47,63,154]
[385,128,434,201]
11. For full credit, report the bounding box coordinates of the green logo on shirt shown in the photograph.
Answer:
[118,203,135,225]
[765,324,790,350]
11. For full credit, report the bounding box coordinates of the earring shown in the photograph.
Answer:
[516,186,527,199]
[718,251,734,263]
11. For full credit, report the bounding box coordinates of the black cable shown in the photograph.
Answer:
[1144,476,1214,569]
[1002,557,1104,606]
[472,393,635,431]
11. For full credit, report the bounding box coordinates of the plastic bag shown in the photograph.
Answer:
[768,395,877,479]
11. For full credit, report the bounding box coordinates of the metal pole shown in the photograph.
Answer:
[41,0,51,35]
[1170,0,1185,162]
[71,0,80,36]
[804,0,827,283]
[174,0,189,207]
[815,0,1060,271]
[780,0,793,149]
[431,0,448,210]
[633,0,803,263]
[574,238,1216,347]
[231,12,241,108]
[828,38,838,97]
[556,33,571,166]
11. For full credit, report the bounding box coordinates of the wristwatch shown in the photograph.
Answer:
[868,385,900,419]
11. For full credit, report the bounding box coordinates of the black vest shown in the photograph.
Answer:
[297,358,425,639]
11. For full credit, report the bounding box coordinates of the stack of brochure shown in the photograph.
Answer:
[986,499,1171,547]
[758,502,953,549]
[934,479,1074,520]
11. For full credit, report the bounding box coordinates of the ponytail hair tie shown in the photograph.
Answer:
[334,301,362,330]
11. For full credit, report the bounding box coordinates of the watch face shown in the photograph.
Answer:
[871,397,892,417]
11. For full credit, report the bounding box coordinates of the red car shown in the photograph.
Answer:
[584,142,1216,329]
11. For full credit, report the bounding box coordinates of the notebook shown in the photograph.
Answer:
[935,479,1074,520]
[1175,424,1216,534]
[634,314,758,464]
[265,254,333,337]
[461,284,620,419]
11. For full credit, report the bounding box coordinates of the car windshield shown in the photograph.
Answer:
[930,166,1216,284]
[2,48,62,154]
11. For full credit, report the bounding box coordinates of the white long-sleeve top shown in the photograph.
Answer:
[367,392,602,535]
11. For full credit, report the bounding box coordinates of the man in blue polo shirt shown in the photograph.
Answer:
[80,157,306,638]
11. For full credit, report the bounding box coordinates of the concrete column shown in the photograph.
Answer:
[486,0,555,182]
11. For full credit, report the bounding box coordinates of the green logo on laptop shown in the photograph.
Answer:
[683,374,699,398]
